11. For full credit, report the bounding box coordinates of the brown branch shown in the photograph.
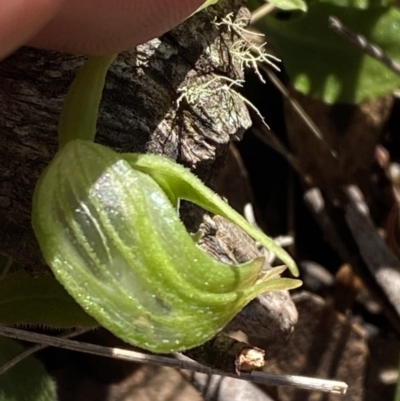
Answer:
[184,333,265,375]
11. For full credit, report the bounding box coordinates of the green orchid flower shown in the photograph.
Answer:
[32,53,301,353]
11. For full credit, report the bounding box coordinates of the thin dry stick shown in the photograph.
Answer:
[175,353,347,394]
[329,16,400,76]
[251,3,275,24]
[0,327,93,375]
[0,325,348,394]
[259,64,325,143]
[251,124,292,160]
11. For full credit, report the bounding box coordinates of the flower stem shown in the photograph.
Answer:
[58,54,117,148]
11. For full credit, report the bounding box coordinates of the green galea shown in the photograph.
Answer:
[32,11,301,354]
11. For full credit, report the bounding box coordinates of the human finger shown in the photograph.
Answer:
[28,0,205,55]
[0,0,64,59]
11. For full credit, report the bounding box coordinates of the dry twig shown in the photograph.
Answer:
[0,325,347,394]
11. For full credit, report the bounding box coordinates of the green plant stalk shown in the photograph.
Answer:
[58,54,117,149]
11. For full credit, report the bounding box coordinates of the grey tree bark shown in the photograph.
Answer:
[0,0,297,343]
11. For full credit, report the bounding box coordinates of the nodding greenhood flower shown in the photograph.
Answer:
[32,55,301,353]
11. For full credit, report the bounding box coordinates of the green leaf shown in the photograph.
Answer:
[270,0,307,11]
[32,140,301,353]
[247,0,307,11]
[0,271,97,328]
[0,337,57,401]
[257,4,400,103]
[314,0,394,8]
